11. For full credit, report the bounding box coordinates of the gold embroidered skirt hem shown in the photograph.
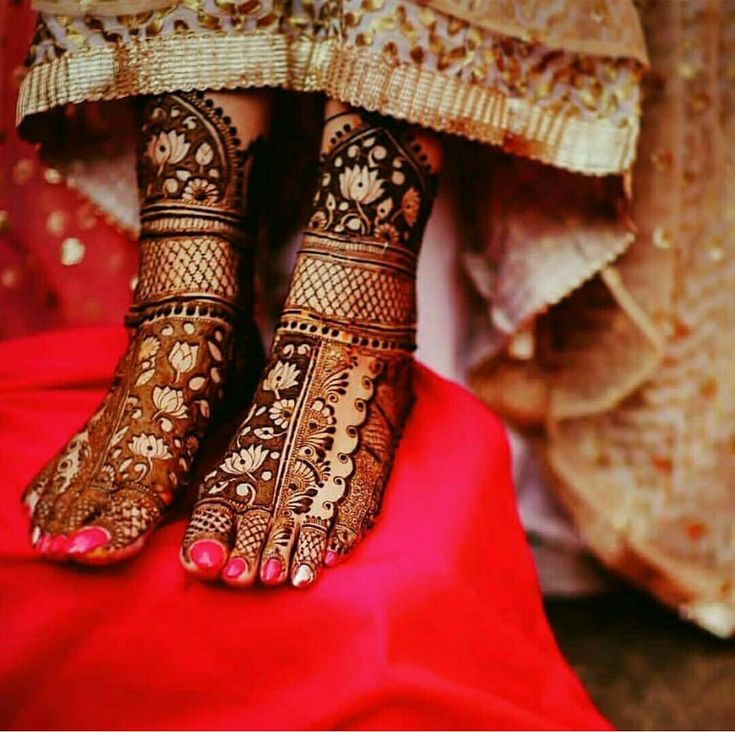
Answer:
[18,29,642,177]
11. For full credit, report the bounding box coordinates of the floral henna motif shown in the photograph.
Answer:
[182,331,379,581]
[24,91,264,563]
[183,109,439,587]
[308,111,436,252]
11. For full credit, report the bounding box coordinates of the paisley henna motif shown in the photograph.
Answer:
[183,107,440,586]
[24,91,265,561]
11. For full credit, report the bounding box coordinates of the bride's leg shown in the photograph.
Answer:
[24,90,272,564]
[181,99,441,586]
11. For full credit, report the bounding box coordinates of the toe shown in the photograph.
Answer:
[47,534,70,561]
[36,533,54,554]
[325,523,360,567]
[31,488,65,537]
[22,474,48,518]
[48,485,90,536]
[66,487,160,565]
[290,524,327,588]
[66,526,111,556]
[221,556,249,584]
[221,508,271,587]
[58,487,109,541]
[189,539,227,574]
[180,499,234,579]
[22,458,58,518]
[260,515,298,586]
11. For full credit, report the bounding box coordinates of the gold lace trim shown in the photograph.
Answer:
[17,30,640,175]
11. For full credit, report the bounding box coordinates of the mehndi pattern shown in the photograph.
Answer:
[182,109,438,586]
[23,91,262,560]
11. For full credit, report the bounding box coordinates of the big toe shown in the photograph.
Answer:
[180,499,234,579]
[65,487,160,565]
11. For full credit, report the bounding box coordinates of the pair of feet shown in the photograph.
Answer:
[23,306,412,589]
[22,95,438,590]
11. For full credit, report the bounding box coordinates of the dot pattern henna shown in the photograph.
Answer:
[23,91,265,562]
[183,109,439,586]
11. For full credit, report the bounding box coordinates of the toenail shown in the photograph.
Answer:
[222,557,248,580]
[292,564,314,588]
[37,534,52,553]
[67,527,111,555]
[324,549,341,567]
[190,540,226,571]
[262,557,283,584]
[50,535,69,554]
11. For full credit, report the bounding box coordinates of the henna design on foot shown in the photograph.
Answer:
[23,91,267,564]
[182,105,440,587]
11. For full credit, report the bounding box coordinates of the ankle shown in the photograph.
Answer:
[133,91,269,317]
[277,107,440,352]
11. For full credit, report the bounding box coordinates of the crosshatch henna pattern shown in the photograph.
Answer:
[23,91,265,563]
[182,107,440,588]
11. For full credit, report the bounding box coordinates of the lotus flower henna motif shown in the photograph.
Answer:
[263,360,300,398]
[168,341,199,379]
[147,130,191,170]
[222,445,269,476]
[152,386,188,419]
[129,433,172,461]
[339,165,384,204]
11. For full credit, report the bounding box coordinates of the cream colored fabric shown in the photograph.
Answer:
[428,0,648,65]
[32,0,649,66]
[472,0,735,637]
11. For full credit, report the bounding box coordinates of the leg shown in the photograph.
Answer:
[23,89,272,563]
[181,99,441,586]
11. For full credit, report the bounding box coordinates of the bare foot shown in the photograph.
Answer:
[180,103,441,587]
[24,90,271,563]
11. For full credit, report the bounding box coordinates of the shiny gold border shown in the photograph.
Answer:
[17,30,639,175]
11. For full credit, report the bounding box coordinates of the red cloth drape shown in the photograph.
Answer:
[0,328,610,730]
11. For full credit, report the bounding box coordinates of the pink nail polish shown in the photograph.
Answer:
[262,557,282,584]
[324,550,341,567]
[50,535,69,554]
[66,527,110,555]
[37,534,52,553]
[222,557,248,580]
[190,540,226,571]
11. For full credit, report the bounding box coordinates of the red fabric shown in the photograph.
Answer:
[0,327,610,730]
[0,2,139,340]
